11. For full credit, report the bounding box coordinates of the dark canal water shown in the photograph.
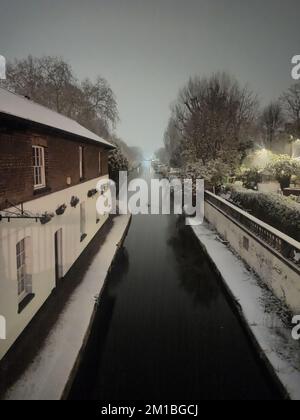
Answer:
[69,206,282,400]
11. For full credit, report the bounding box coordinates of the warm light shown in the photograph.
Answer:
[253,148,274,168]
[243,148,275,170]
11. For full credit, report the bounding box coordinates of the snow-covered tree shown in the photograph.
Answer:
[183,158,232,189]
[108,147,129,187]
[281,82,300,137]
[169,72,257,166]
[155,147,169,165]
[267,155,300,190]
[260,102,285,148]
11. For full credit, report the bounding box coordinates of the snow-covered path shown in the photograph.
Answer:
[192,222,300,400]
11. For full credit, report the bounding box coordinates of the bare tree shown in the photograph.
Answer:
[109,134,143,165]
[6,56,75,113]
[5,56,43,99]
[80,77,119,129]
[155,147,169,165]
[39,56,75,113]
[260,101,284,148]
[164,117,183,167]
[5,55,119,139]
[281,82,300,137]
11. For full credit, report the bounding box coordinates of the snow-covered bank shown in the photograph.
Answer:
[192,222,300,400]
[3,214,131,401]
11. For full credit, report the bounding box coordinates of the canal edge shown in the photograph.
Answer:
[188,223,291,401]
[61,214,132,400]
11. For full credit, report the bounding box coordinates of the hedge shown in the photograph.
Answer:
[229,188,300,242]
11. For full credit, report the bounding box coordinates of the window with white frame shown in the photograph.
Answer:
[16,238,32,304]
[32,146,46,189]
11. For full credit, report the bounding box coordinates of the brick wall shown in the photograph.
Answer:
[0,121,109,210]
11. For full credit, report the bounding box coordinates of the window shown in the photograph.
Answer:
[243,236,250,251]
[16,238,33,310]
[33,146,46,189]
[80,203,87,241]
[79,146,84,180]
[17,239,26,302]
[98,152,102,176]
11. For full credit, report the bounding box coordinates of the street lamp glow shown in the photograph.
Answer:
[246,148,274,169]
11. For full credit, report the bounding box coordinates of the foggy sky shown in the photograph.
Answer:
[0,0,299,156]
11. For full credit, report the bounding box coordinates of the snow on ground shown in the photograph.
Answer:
[192,222,300,400]
[4,214,131,401]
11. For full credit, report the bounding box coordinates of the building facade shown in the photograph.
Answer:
[0,88,114,360]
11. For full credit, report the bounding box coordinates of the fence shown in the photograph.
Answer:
[205,191,300,274]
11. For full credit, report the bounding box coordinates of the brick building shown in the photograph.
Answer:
[0,87,114,360]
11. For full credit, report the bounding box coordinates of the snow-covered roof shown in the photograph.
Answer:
[0,87,114,148]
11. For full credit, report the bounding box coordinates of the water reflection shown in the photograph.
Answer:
[167,217,219,307]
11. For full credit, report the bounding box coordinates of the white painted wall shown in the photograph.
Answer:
[0,176,109,360]
[205,201,300,314]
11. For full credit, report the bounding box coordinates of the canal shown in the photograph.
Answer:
[69,169,282,401]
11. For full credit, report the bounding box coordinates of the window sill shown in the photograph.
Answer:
[18,293,35,314]
[33,187,51,196]
[80,234,87,242]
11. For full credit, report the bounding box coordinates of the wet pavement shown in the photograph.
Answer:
[69,201,282,400]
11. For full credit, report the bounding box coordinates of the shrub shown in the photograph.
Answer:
[229,187,300,241]
[289,195,300,204]
[109,147,129,173]
[267,155,300,190]
[183,158,232,188]
[109,147,129,187]
[241,167,262,190]
[222,182,243,194]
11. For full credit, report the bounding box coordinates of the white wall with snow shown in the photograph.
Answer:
[0,176,109,360]
[205,201,300,314]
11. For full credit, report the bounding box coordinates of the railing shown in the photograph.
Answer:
[205,191,300,272]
